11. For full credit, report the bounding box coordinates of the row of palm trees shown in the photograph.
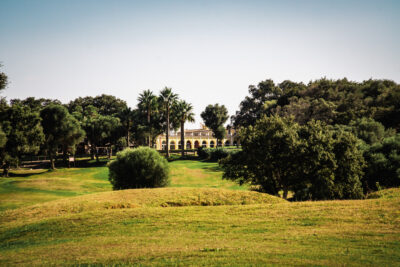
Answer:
[138,87,195,157]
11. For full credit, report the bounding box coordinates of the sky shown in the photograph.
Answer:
[1,0,399,128]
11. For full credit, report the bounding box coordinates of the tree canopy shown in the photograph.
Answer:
[201,104,229,145]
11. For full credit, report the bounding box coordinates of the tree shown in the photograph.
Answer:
[349,117,386,145]
[0,103,44,176]
[159,87,178,157]
[82,106,121,162]
[201,104,229,146]
[221,116,365,200]
[173,100,195,156]
[293,121,364,200]
[108,147,169,190]
[68,94,127,116]
[221,116,300,198]
[231,79,281,127]
[10,97,61,112]
[0,64,8,92]
[363,134,400,190]
[118,107,134,147]
[40,104,84,169]
[60,116,85,165]
[138,90,158,147]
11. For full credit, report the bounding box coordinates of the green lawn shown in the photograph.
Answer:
[0,159,399,266]
[0,159,245,211]
[169,160,247,190]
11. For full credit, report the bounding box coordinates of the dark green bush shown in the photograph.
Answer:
[197,147,234,161]
[108,147,169,190]
[209,147,229,161]
[197,147,210,159]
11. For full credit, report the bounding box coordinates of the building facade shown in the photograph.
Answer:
[155,124,239,150]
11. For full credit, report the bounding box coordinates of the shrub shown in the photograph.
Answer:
[108,147,169,190]
[197,147,234,161]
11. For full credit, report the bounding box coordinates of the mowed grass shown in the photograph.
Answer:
[0,189,399,266]
[0,160,245,211]
[1,160,400,266]
[0,167,111,211]
[169,160,247,190]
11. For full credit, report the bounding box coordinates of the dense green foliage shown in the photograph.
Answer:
[0,103,44,176]
[221,116,365,200]
[227,78,400,198]
[108,147,169,190]
[232,78,400,131]
[363,134,400,190]
[197,147,237,162]
[0,64,7,92]
[201,104,229,144]
[40,104,85,169]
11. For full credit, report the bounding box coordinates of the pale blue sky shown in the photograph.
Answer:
[1,0,399,127]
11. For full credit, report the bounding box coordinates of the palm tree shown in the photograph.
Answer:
[138,90,157,147]
[118,107,134,147]
[174,101,195,157]
[159,87,178,157]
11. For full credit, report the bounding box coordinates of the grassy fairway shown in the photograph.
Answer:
[169,160,247,190]
[0,160,399,266]
[0,160,244,211]
[0,188,399,266]
[0,167,111,211]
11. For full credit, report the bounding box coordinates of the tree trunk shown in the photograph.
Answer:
[63,149,68,165]
[49,153,55,169]
[181,121,185,157]
[166,108,170,158]
[90,143,95,160]
[95,147,99,162]
[126,122,130,148]
[282,186,289,200]
[108,146,112,160]
[2,162,10,177]
[148,108,151,147]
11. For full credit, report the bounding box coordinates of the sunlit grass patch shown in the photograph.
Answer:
[169,160,247,190]
[0,195,399,266]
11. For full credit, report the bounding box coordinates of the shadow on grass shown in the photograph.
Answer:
[7,170,50,178]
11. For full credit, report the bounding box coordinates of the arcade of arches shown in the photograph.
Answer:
[156,126,239,150]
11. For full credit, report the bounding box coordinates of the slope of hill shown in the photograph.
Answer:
[0,187,285,225]
[1,188,399,266]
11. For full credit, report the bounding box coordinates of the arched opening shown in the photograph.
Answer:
[210,141,215,148]
[233,141,237,146]
[194,140,200,148]
[225,140,230,146]
[186,140,192,149]
[162,141,166,150]
[178,140,183,149]
[217,141,222,147]
[202,141,207,147]
[170,141,176,150]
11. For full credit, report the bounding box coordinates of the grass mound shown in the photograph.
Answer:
[0,188,285,225]
[367,187,400,199]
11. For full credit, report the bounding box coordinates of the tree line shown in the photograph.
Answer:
[0,63,231,175]
[221,78,400,200]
